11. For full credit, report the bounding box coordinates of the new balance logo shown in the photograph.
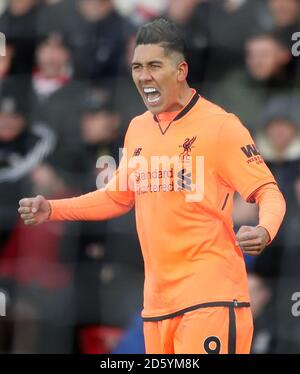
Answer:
[133,148,142,157]
[241,144,260,158]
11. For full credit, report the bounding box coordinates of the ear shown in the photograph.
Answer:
[177,61,188,82]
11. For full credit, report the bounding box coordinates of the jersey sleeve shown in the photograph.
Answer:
[254,183,286,243]
[104,129,135,205]
[48,127,135,221]
[216,114,277,201]
[48,189,134,222]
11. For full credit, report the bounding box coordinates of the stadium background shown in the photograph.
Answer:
[0,0,299,353]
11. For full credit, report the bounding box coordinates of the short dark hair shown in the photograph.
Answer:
[135,18,187,59]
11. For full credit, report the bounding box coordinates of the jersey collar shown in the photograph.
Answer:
[153,90,200,124]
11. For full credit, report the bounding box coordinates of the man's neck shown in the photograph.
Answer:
[157,87,195,122]
[175,86,194,110]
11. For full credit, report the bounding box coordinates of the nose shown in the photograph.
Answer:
[139,67,152,83]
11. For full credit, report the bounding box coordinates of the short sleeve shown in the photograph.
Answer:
[216,114,276,201]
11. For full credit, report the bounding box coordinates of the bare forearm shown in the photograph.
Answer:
[48,189,134,221]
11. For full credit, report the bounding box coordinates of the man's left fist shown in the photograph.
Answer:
[236,225,270,256]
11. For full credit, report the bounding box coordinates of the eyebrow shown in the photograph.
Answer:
[132,60,163,67]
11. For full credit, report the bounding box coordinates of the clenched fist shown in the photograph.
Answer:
[236,225,270,256]
[18,195,51,226]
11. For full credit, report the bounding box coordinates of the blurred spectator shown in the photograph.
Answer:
[261,0,300,49]
[114,0,167,25]
[0,42,13,84]
[61,0,135,83]
[37,0,76,36]
[32,34,72,102]
[0,1,7,16]
[163,0,209,86]
[29,33,88,185]
[254,97,300,276]
[256,96,300,199]
[79,88,121,190]
[114,34,146,135]
[198,0,263,83]
[81,89,120,146]
[0,92,55,248]
[0,41,31,105]
[274,175,300,353]
[248,98,300,352]
[259,0,300,78]
[0,162,80,353]
[0,0,42,74]
[233,96,300,353]
[209,32,294,132]
[248,272,273,353]
[0,92,66,353]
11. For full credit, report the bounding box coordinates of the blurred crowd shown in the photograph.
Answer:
[0,0,299,354]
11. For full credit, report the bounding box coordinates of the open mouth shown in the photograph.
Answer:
[143,87,161,105]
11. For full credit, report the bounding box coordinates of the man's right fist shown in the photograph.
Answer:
[18,195,51,226]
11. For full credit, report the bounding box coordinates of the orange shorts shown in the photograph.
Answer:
[143,303,253,354]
